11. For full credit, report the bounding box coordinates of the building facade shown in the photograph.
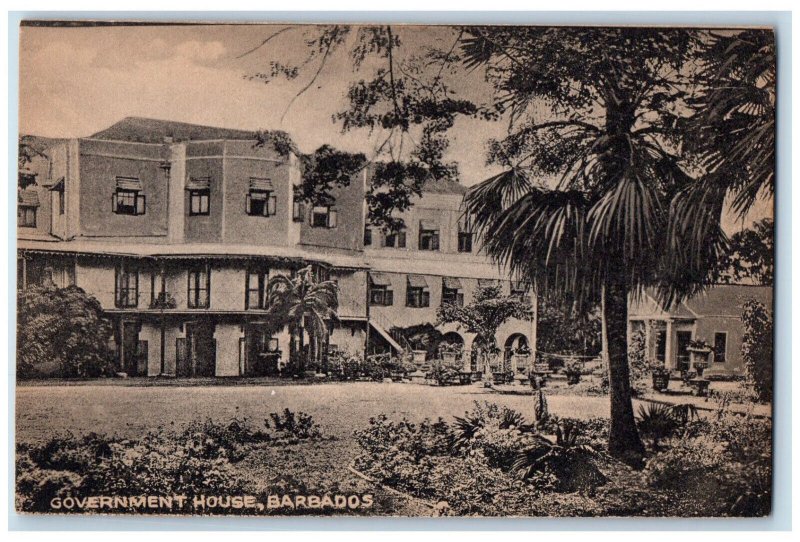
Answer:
[628,286,772,377]
[17,117,535,377]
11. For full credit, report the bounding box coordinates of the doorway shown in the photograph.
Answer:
[676,331,692,371]
[243,323,281,376]
[177,321,216,377]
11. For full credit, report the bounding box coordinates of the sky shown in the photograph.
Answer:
[18,23,772,233]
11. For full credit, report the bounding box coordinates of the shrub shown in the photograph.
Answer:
[635,402,698,451]
[643,413,772,517]
[644,436,724,490]
[17,285,114,378]
[266,408,322,440]
[741,300,773,402]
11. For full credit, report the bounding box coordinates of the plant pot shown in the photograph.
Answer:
[565,373,581,386]
[412,350,427,363]
[651,371,670,392]
[441,352,458,363]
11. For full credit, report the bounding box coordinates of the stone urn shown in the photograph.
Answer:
[687,344,712,377]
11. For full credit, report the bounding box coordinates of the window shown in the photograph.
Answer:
[246,190,277,217]
[406,275,430,308]
[510,281,530,297]
[18,206,37,228]
[369,273,394,306]
[245,268,269,310]
[246,178,276,217]
[18,172,36,187]
[457,231,473,253]
[364,226,372,246]
[18,189,39,227]
[187,265,210,309]
[112,177,145,215]
[292,198,306,222]
[369,285,393,306]
[383,230,407,248]
[115,263,139,308]
[189,189,210,216]
[419,221,440,251]
[442,277,464,307]
[655,330,667,363]
[311,206,338,228]
[713,332,727,364]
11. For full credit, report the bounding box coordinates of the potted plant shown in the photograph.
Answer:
[563,359,583,385]
[439,342,462,364]
[651,365,671,392]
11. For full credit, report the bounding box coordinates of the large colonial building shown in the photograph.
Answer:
[17,117,536,378]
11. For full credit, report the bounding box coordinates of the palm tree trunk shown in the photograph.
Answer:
[601,278,645,466]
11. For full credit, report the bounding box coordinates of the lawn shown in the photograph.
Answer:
[15,381,615,444]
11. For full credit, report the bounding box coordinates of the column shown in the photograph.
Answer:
[665,320,674,370]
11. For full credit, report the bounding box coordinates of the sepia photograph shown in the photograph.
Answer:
[14,20,775,519]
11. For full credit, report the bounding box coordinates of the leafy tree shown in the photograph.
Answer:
[741,299,773,403]
[536,295,601,357]
[265,266,338,373]
[17,285,113,378]
[18,136,48,188]
[713,218,773,285]
[437,285,532,369]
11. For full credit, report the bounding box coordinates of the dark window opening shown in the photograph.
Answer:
[364,226,372,246]
[442,287,464,307]
[713,332,728,364]
[115,264,139,308]
[369,285,394,306]
[383,230,407,248]
[406,287,430,308]
[458,231,474,253]
[419,228,440,251]
[311,206,337,228]
[245,268,269,310]
[112,189,145,215]
[188,265,211,309]
[18,206,37,228]
[655,330,667,363]
[292,199,306,222]
[189,189,210,216]
[246,190,277,217]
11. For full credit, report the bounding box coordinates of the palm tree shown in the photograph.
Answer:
[666,30,775,301]
[459,28,706,465]
[266,266,338,374]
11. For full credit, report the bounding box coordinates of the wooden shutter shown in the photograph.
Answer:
[135,194,146,215]
[328,209,338,228]
[268,194,277,216]
[245,193,252,215]
[398,231,406,248]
